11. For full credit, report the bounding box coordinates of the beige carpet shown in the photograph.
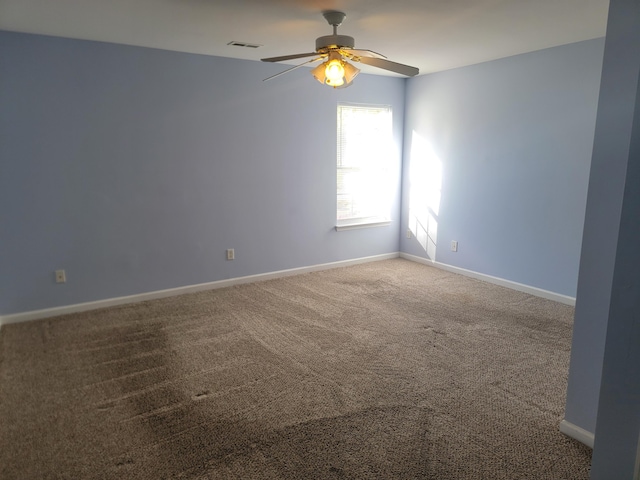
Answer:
[0,258,591,479]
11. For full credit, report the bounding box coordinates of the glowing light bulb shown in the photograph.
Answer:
[325,59,345,87]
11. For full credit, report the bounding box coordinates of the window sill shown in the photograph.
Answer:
[335,220,391,231]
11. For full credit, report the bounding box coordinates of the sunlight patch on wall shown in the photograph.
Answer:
[408,131,442,260]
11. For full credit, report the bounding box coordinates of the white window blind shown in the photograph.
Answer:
[337,104,393,228]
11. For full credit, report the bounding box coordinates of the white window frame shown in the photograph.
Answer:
[336,103,393,231]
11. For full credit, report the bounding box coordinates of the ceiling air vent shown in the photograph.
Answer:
[227,41,262,49]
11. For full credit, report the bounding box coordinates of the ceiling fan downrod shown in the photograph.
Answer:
[317,11,354,51]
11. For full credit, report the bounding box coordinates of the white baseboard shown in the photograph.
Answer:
[0,253,399,327]
[400,253,576,306]
[559,419,595,448]
[0,252,576,328]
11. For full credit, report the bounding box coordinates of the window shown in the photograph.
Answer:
[336,104,393,230]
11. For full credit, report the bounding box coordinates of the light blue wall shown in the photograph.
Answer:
[590,62,640,475]
[565,15,640,439]
[401,39,605,298]
[0,31,405,315]
[570,0,640,471]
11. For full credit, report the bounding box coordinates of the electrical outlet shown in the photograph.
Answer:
[451,241,458,252]
[226,249,235,261]
[406,229,412,239]
[55,269,66,283]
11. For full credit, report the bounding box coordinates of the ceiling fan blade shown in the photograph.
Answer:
[261,52,319,63]
[341,48,386,59]
[263,57,324,82]
[356,56,419,77]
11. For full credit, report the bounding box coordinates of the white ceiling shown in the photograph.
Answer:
[0,0,610,76]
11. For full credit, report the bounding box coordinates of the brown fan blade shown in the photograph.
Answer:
[356,56,419,77]
[261,52,319,62]
[341,48,386,59]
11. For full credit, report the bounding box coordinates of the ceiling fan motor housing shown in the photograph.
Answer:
[316,35,355,51]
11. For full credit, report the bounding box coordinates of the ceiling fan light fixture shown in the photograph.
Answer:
[312,51,359,88]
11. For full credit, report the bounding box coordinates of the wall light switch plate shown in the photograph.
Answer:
[55,269,66,283]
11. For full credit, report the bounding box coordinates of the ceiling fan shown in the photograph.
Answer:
[261,11,419,88]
